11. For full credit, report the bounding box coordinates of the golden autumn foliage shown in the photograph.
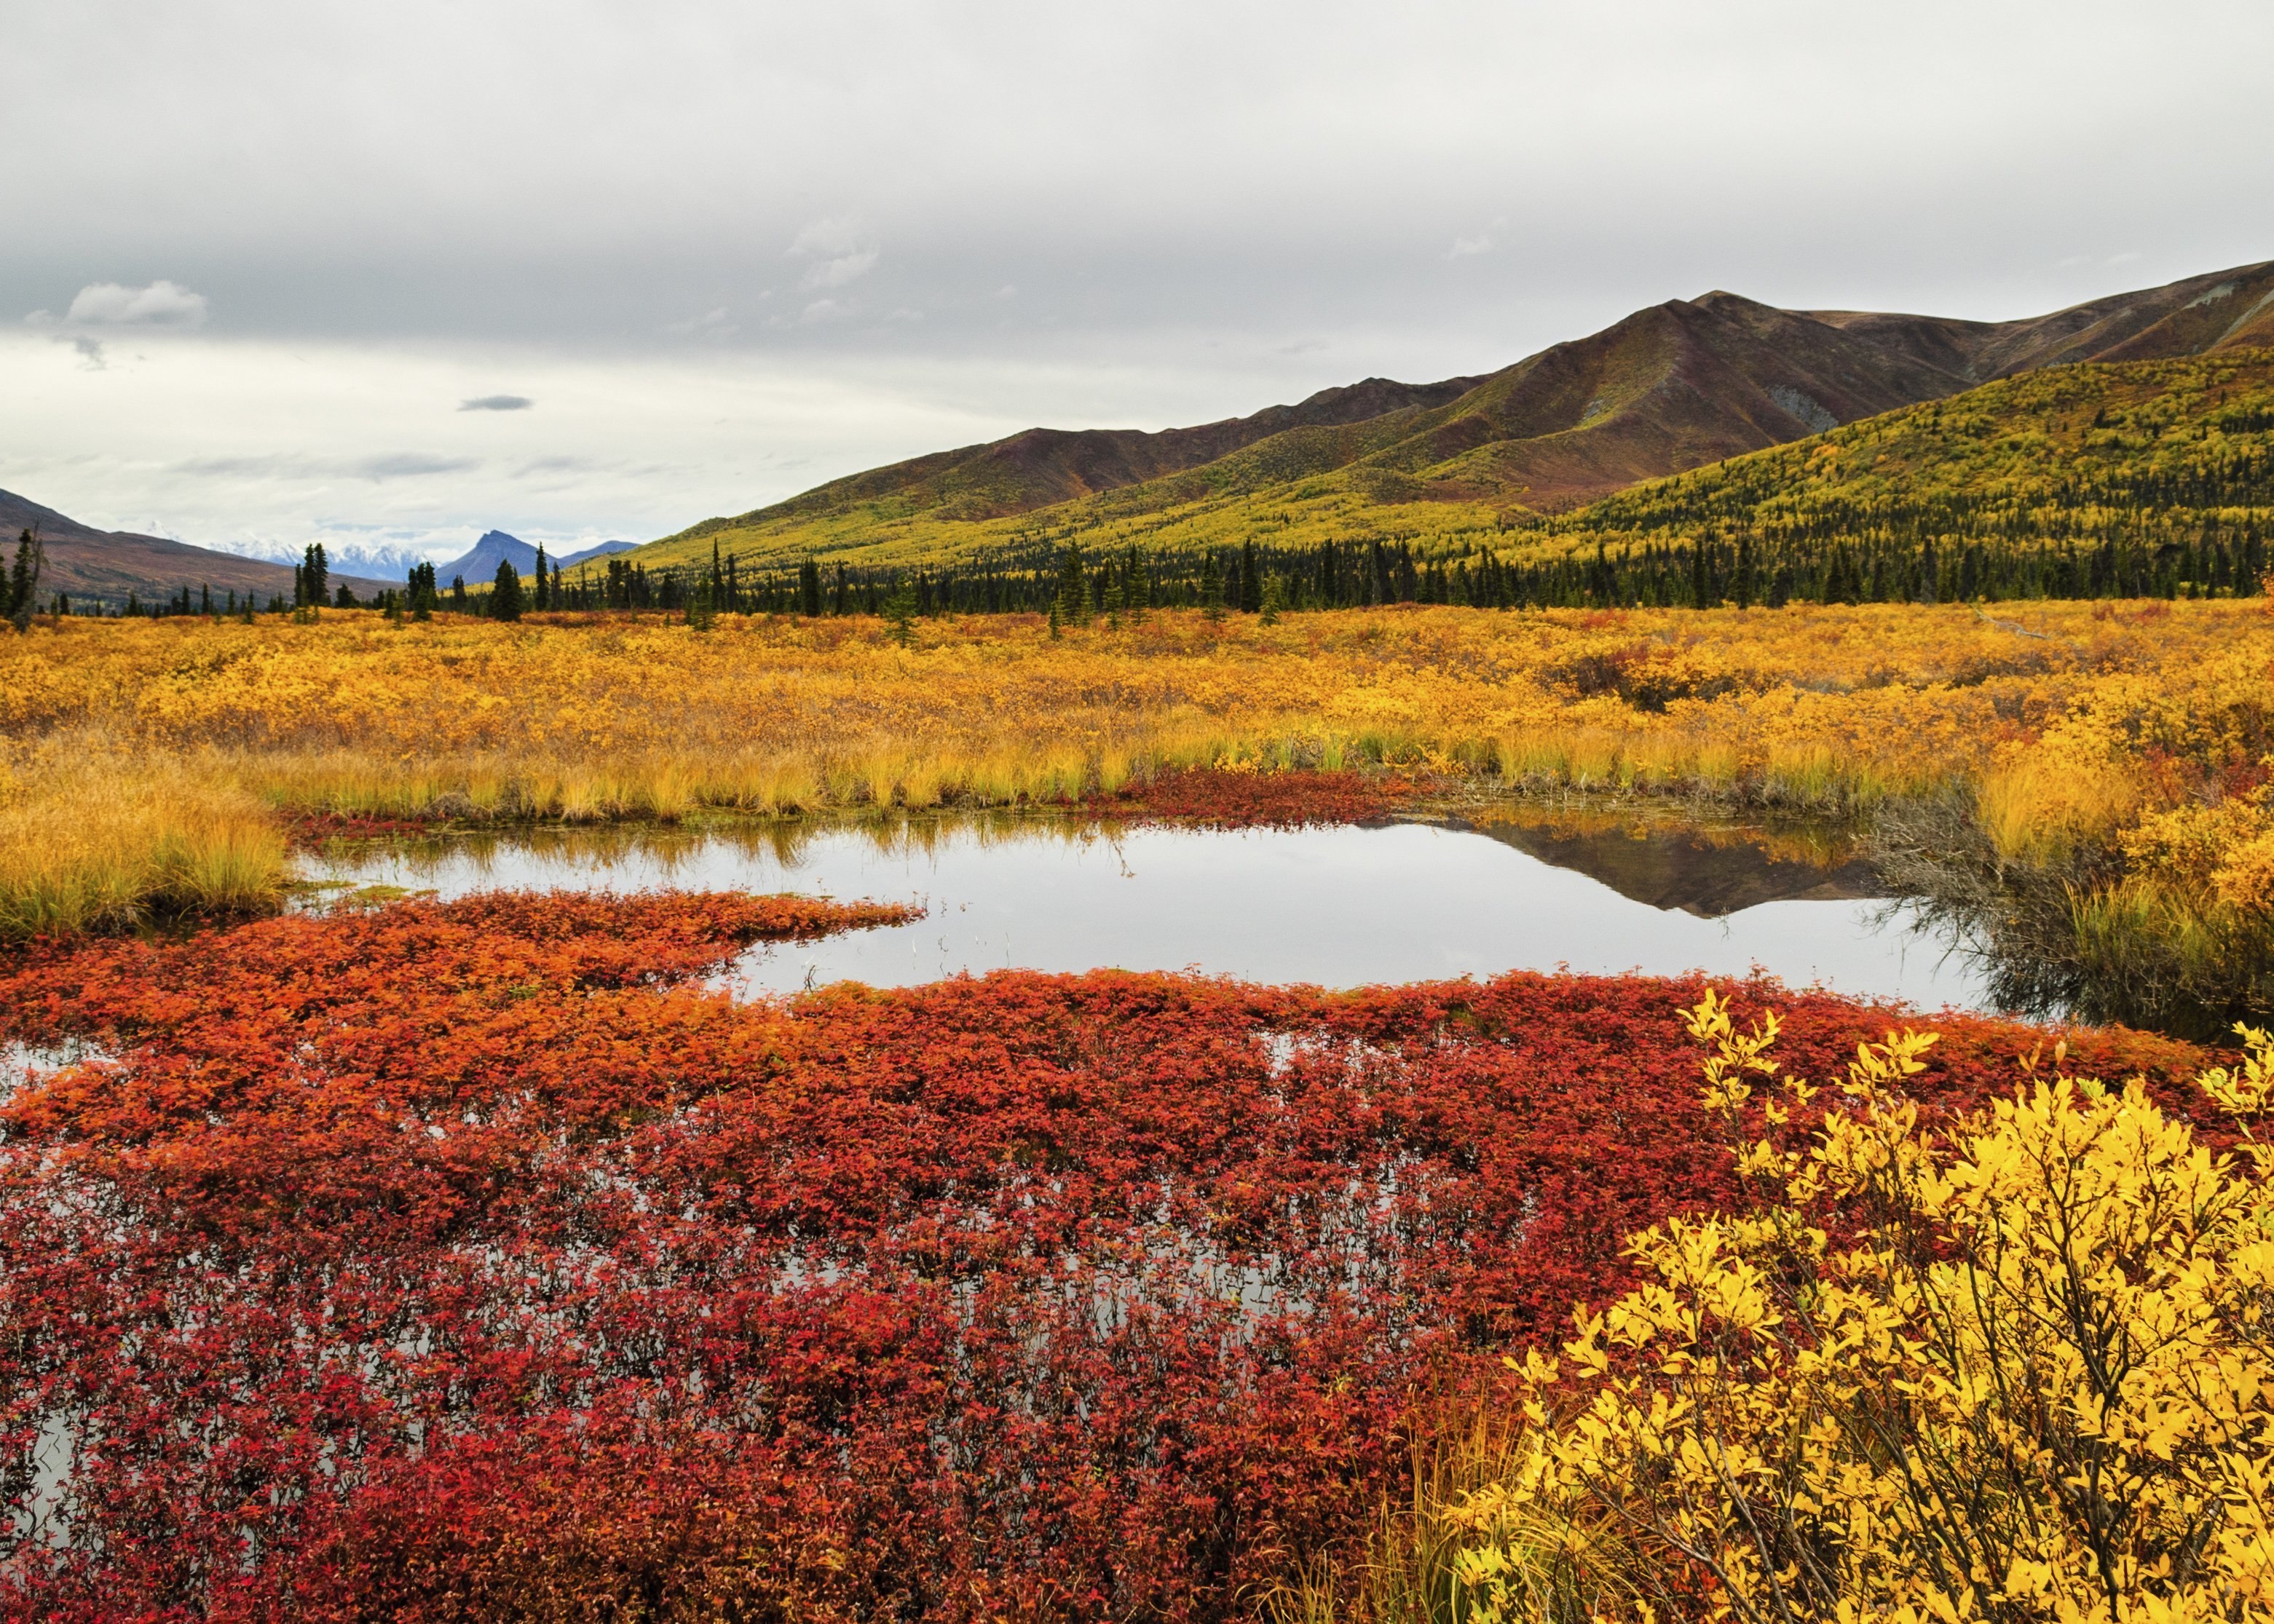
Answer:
[0,597,2268,945]
[1432,994,2274,1624]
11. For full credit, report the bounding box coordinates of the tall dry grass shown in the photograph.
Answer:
[1261,1400,1633,1624]
[0,732,288,938]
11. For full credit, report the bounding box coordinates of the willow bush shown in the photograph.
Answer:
[1440,992,2274,1623]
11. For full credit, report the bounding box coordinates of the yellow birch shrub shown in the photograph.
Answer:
[1446,992,2274,1623]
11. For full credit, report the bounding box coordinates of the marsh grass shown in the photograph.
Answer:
[1975,753,2143,865]
[1263,1400,1627,1624]
[0,734,288,938]
[4,606,2267,992]
[1875,790,2274,1037]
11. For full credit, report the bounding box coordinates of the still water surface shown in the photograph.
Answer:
[303,817,1989,1011]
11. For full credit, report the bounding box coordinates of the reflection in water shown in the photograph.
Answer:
[300,812,1988,1011]
[1,1036,114,1104]
[1471,818,1882,918]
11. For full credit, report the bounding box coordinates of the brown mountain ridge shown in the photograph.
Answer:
[673,258,2274,543]
[0,490,395,609]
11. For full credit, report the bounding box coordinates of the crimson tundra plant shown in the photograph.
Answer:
[0,891,2214,1622]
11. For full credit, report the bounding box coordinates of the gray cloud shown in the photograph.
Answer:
[170,451,483,481]
[68,279,209,326]
[1,0,2268,545]
[351,453,481,479]
[789,218,880,293]
[458,394,532,411]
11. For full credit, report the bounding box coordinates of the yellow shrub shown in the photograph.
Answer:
[1445,994,2274,1623]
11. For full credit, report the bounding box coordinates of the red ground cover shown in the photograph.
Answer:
[1094,767,1421,828]
[286,811,455,847]
[0,892,2212,1621]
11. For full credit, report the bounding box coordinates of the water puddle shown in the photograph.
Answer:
[300,813,1987,1010]
[1,1035,115,1104]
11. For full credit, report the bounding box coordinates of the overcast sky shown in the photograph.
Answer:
[4,0,2269,563]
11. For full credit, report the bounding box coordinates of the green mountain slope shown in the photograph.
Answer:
[1546,348,2274,553]
[1515,348,2274,608]
[628,261,2274,577]
[575,349,2268,622]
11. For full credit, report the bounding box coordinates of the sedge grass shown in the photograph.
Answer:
[0,734,288,938]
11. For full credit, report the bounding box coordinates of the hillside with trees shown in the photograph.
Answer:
[576,347,2270,622]
[625,261,2274,579]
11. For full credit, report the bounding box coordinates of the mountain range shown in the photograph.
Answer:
[637,258,2274,573]
[0,490,398,607]
[12,258,2270,607]
[430,531,636,587]
[0,498,641,610]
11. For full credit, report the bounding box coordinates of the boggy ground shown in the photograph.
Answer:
[0,889,2210,1622]
[4,600,2268,1037]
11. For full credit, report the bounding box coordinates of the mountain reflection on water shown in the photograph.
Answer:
[296,809,1981,1010]
[1467,817,1883,919]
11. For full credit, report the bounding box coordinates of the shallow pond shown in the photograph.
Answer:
[301,813,1991,1011]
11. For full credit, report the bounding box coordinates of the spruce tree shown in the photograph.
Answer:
[295,544,329,609]
[883,579,917,646]
[1054,544,1086,625]
[491,561,524,621]
[8,529,43,633]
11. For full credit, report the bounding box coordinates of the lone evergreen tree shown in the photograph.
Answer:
[8,528,44,633]
[294,543,329,609]
[1054,544,1086,626]
[883,578,917,646]
[490,560,524,621]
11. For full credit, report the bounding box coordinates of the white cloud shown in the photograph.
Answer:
[665,306,739,338]
[788,218,880,291]
[801,249,878,290]
[60,280,211,327]
[801,297,847,323]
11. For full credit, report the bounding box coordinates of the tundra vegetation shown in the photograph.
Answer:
[0,893,2225,1618]
[2,352,2272,1620]
[2,592,2268,1030]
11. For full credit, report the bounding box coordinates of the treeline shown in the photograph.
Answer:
[529,527,2270,624]
[41,520,2274,633]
